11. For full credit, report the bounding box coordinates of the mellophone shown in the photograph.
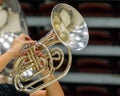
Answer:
[6,3,89,94]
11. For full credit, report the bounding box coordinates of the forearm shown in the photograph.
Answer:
[45,75,64,96]
[30,71,64,96]
[0,50,14,72]
[42,70,65,96]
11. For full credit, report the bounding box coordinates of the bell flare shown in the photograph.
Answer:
[51,3,89,51]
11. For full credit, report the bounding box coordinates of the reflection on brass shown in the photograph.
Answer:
[10,3,89,94]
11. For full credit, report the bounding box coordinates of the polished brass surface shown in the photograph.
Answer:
[10,3,89,94]
[51,3,89,51]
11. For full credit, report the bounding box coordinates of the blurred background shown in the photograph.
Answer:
[18,0,120,96]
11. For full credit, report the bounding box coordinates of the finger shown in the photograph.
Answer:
[24,40,36,44]
[20,34,32,40]
[25,36,32,40]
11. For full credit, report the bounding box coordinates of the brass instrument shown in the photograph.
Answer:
[10,3,89,94]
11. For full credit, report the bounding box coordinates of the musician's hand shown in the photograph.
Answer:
[8,34,36,58]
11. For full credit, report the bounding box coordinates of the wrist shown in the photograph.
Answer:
[41,69,55,82]
[7,49,18,59]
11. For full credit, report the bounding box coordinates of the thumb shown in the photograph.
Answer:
[24,40,36,45]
